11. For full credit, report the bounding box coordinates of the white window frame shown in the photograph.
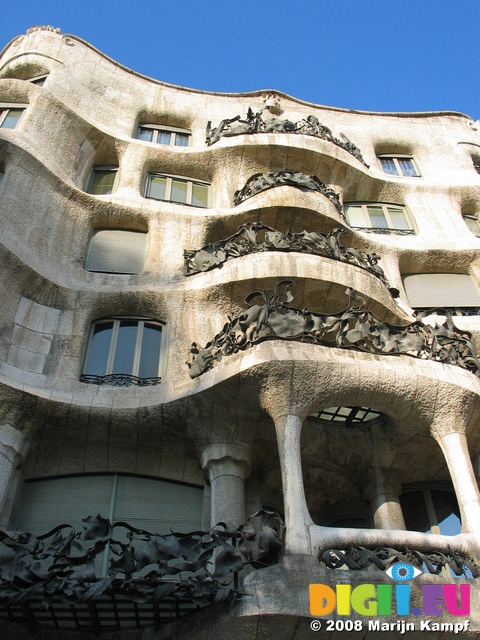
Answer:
[463,213,480,238]
[377,154,421,177]
[344,202,415,233]
[145,172,211,208]
[86,165,119,195]
[82,317,167,384]
[0,103,27,129]
[136,123,191,147]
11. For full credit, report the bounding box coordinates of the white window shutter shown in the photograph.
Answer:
[86,230,147,274]
[403,274,480,307]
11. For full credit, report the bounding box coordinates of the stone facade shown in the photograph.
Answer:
[0,26,480,639]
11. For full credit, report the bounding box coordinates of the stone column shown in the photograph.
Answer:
[274,414,313,555]
[360,467,406,530]
[201,444,252,530]
[0,425,30,527]
[432,430,480,535]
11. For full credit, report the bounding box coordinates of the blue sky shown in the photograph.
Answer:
[1,1,479,119]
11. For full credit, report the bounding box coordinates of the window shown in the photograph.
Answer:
[15,474,204,575]
[81,318,166,386]
[378,155,420,177]
[145,173,210,208]
[403,273,480,309]
[345,202,415,234]
[87,166,118,195]
[29,74,48,86]
[401,486,460,536]
[463,214,480,237]
[0,106,25,129]
[0,171,4,188]
[85,230,148,274]
[309,406,383,426]
[136,124,190,147]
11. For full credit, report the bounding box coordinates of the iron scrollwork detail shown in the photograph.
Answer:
[188,281,480,379]
[206,108,369,167]
[234,170,342,212]
[80,373,161,387]
[0,511,284,630]
[184,223,398,296]
[322,545,479,578]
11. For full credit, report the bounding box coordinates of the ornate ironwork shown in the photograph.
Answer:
[234,171,342,212]
[80,374,161,387]
[0,511,283,631]
[206,108,369,166]
[184,223,398,296]
[473,159,480,175]
[322,545,479,578]
[188,281,480,379]
[351,227,416,236]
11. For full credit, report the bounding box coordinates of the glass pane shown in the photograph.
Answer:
[175,133,190,147]
[147,176,167,200]
[367,206,388,229]
[398,158,418,177]
[379,157,399,175]
[191,183,209,208]
[138,324,162,378]
[1,109,24,129]
[112,321,138,374]
[170,179,188,204]
[31,76,47,86]
[137,127,153,142]
[388,206,410,230]
[345,205,368,228]
[85,322,114,375]
[464,216,480,237]
[89,170,117,195]
[157,130,171,145]
[0,172,4,188]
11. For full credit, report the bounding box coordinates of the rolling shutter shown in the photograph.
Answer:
[403,274,480,308]
[85,230,147,274]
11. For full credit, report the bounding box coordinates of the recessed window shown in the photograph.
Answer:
[401,486,460,536]
[403,273,480,309]
[345,202,415,234]
[81,318,166,386]
[463,214,480,237]
[136,124,190,147]
[0,106,25,129]
[87,166,118,195]
[378,155,420,177]
[145,173,210,208]
[15,474,203,575]
[85,230,148,274]
[310,406,383,426]
[29,74,48,86]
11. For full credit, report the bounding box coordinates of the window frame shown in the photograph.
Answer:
[136,123,191,147]
[344,202,416,234]
[145,172,211,208]
[86,165,119,196]
[29,74,48,86]
[0,103,27,129]
[81,317,167,386]
[84,229,148,275]
[377,154,421,178]
[463,213,480,237]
